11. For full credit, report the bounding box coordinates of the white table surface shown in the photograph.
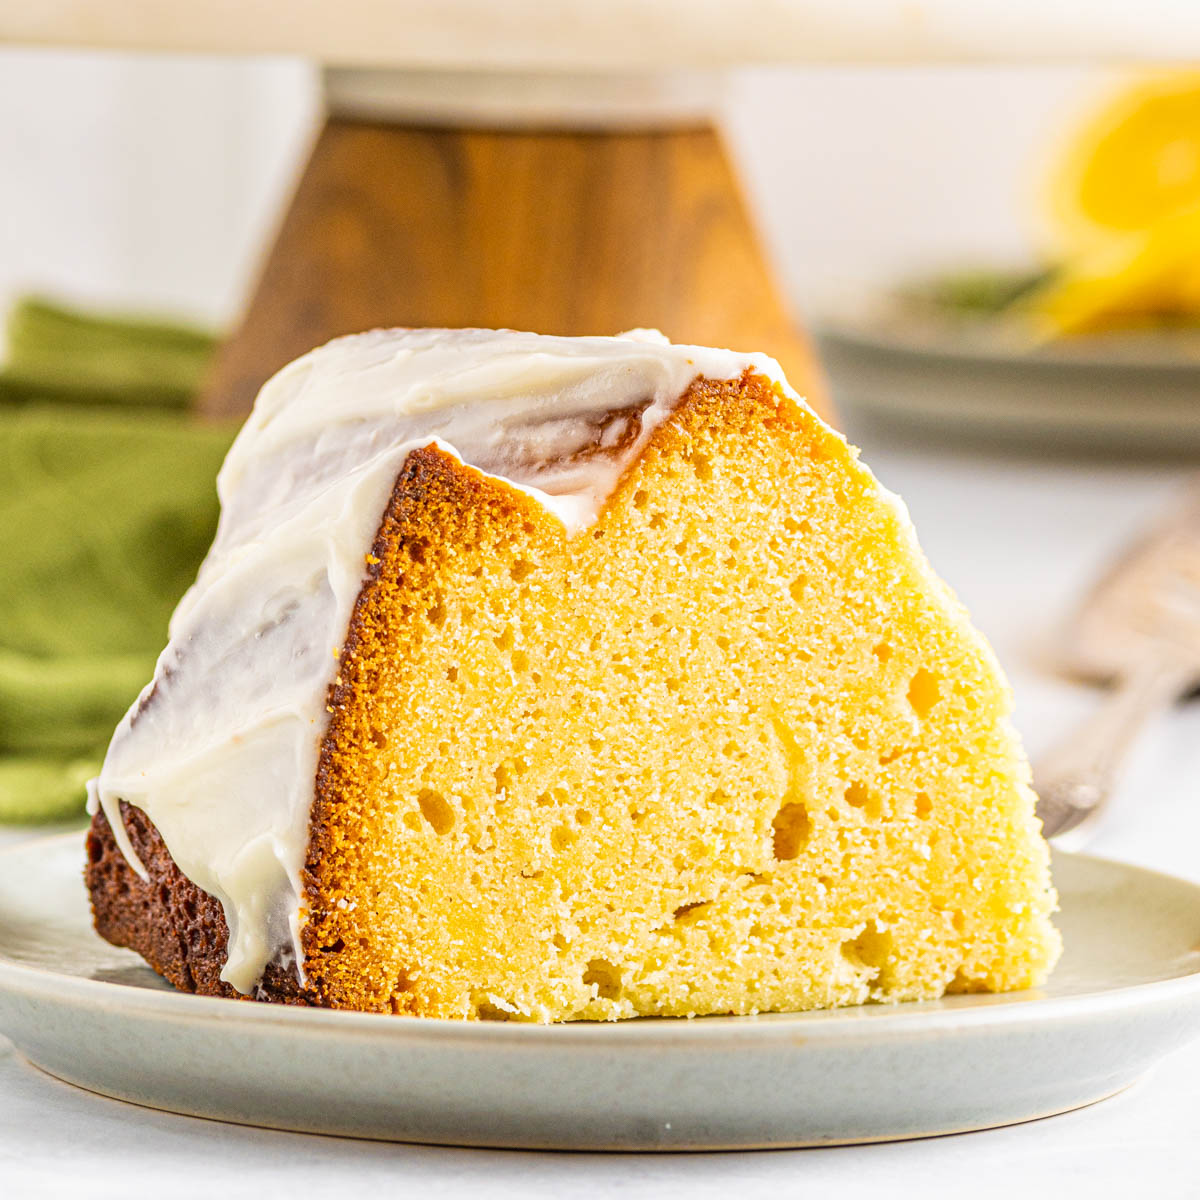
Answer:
[2,418,1199,1198]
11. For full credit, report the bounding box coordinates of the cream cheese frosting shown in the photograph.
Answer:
[87,327,791,995]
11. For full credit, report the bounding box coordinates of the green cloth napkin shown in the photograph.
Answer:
[0,298,233,822]
[1,296,214,410]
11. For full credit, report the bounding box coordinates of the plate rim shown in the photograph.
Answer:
[3,831,1200,1049]
[815,309,1200,375]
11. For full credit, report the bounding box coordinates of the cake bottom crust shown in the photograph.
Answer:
[85,804,310,1004]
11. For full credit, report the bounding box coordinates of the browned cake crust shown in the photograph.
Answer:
[86,803,310,1004]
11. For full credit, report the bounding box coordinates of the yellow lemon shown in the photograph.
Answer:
[1029,72,1200,334]
[1029,207,1200,337]
[1047,71,1200,256]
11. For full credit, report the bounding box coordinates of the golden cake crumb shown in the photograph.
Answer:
[298,372,1060,1021]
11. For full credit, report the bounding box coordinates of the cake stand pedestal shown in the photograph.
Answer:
[6,1,1196,421]
[198,70,825,419]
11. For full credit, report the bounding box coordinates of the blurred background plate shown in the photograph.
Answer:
[817,301,1200,453]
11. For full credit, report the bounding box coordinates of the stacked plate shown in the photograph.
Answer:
[817,297,1200,451]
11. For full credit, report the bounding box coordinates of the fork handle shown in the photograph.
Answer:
[1033,647,1198,847]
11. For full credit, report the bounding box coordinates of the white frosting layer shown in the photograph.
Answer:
[88,327,781,994]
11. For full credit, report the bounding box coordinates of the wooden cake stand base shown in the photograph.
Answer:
[200,117,826,419]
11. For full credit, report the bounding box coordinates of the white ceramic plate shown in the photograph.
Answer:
[816,305,1200,452]
[1,833,1199,1151]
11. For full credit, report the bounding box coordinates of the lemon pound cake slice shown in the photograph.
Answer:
[85,328,1059,1019]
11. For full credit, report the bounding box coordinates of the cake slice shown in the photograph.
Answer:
[86,328,1059,1020]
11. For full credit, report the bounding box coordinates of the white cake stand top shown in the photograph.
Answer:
[1,0,1196,67]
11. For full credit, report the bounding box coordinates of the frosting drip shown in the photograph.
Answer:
[87,328,781,993]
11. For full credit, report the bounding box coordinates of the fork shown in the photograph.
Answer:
[1034,483,1200,851]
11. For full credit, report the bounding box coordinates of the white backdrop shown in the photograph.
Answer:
[0,50,1117,332]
